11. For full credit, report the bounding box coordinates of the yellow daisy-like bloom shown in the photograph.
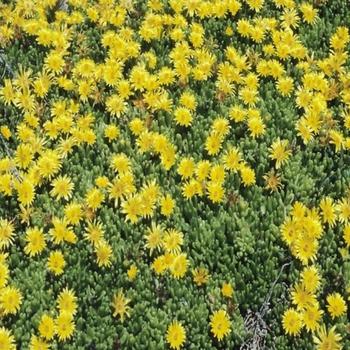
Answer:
[15,178,36,207]
[0,262,9,289]
[47,250,66,276]
[55,312,75,342]
[64,202,83,225]
[247,115,266,138]
[300,3,318,25]
[166,321,186,349]
[282,308,303,336]
[38,314,56,340]
[223,147,241,172]
[192,267,209,286]
[152,255,167,275]
[127,264,138,281]
[302,304,323,332]
[326,292,347,319]
[210,309,231,340]
[85,187,104,211]
[177,158,195,179]
[205,133,223,156]
[24,227,46,257]
[221,282,234,298]
[319,197,337,227]
[170,253,188,279]
[57,288,77,316]
[343,224,350,247]
[0,327,16,350]
[0,286,22,315]
[0,219,15,250]
[163,229,183,254]
[84,220,105,246]
[37,149,62,180]
[121,195,142,223]
[239,164,256,186]
[291,283,317,311]
[160,195,175,217]
[337,197,350,223]
[207,181,225,203]
[295,235,318,265]
[174,107,193,127]
[29,334,50,350]
[301,265,321,294]
[112,290,131,322]
[144,223,163,255]
[269,138,292,169]
[313,325,342,350]
[95,240,113,268]
[50,175,74,200]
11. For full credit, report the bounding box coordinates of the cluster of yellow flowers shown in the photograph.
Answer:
[281,199,349,349]
[0,0,349,348]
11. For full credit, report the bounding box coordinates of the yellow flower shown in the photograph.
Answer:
[160,195,175,217]
[300,3,318,25]
[0,286,22,315]
[0,125,11,140]
[166,321,186,349]
[247,115,266,138]
[95,240,113,268]
[343,224,350,247]
[0,219,15,250]
[301,265,321,293]
[174,107,193,127]
[295,235,318,265]
[210,309,231,340]
[152,255,167,275]
[38,314,55,340]
[112,290,131,322]
[47,250,66,276]
[192,267,209,286]
[313,325,342,350]
[269,138,292,169]
[291,283,317,310]
[37,149,62,180]
[319,197,337,227]
[0,327,16,350]
[163,229,183,254]
[127,264,138,281]
[85,187,104,211]
[15,178,36,207]
[104,124,120,141]
[239,164,256,186]
[121,195,142,223]
[57,288,77,316]
[222,147,241,172]
[29,335,50,350]
[207,181,225,203]
[55,312,75,341]
[326,292,347,319]
[205,133,223,156]
[144,223,163,255]
[177,158,195,179]
[337,197,350,223]
[221,282,234,298]
[302,304,323,332]
[64,202,83,225]
[0,262,9,289]
[282,308,303,336]
[170,253,188,279]
[24,227,46,257]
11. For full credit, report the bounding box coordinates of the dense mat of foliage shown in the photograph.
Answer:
[0,0,350,349]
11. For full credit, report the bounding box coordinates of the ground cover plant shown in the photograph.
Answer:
[0,0,349,349]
